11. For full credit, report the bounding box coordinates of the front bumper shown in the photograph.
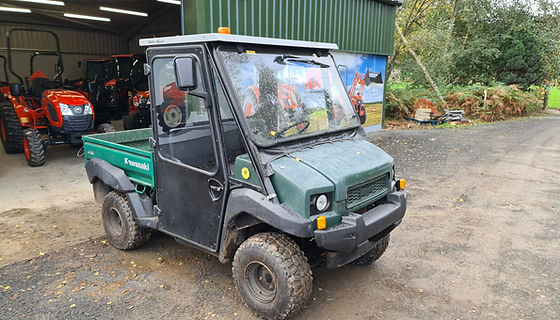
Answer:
[314,191,407,267]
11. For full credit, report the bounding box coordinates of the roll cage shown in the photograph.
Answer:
[6,28,64,87]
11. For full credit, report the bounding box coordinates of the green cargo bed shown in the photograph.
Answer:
[83,128,155,187]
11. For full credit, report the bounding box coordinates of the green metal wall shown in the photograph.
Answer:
[183,0,397,56]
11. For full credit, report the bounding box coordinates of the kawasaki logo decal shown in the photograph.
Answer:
[124,157,150,171]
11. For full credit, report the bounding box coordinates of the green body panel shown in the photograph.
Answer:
[270,156,334,219]
[82,128,155,187]
[185,0,398,56]
[270,139,393,224]
[233,153,261,186]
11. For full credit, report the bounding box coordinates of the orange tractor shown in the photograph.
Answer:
[0,28,113,166]
[122,55,151,130]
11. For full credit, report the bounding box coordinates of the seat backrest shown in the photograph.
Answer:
[31,77,49,97]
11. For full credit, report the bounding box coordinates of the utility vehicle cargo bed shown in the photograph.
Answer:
[83,128,154,187]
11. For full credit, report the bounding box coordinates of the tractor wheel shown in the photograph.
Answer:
[351,234,390,266]
[157,101,186,132]
[97,123,116,133]
[101,191,151,250]
[23,129,45,167]
[0,101,24,154]
[232,232,313,320]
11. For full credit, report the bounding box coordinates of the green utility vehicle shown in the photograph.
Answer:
[83,33,406,320]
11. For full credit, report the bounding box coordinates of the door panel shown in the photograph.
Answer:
[150,47,225,252]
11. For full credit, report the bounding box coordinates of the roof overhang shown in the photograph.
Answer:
[374,0,403,6]
[139,33,339,51]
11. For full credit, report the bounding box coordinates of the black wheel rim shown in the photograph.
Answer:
[106,207,123,237]
[245,261,276,303]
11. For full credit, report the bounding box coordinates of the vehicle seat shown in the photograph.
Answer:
[30,71,49,97]
[30,71,59,97]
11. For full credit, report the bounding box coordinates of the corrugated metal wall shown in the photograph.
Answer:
[185,0,396,56]
[0,24,125,81]
[128,10,181,54]
[0,24,123,55]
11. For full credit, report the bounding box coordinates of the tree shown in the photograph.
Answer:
[495,28,544,88]
[395,23,446,110]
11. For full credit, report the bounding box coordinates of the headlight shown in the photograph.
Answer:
[315,194,329,212]
[83,103,93,115]
[59,103,72,115]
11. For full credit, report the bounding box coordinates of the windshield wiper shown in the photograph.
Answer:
[273,55,330,68]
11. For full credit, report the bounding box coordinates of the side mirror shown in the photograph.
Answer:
[10,83,22,96]
[174,56,197,91]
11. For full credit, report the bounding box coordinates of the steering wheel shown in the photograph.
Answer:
[277,119,310,137]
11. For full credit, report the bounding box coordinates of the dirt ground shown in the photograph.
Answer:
[0,115,559,319]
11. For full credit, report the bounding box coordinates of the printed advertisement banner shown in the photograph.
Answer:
[332,52,387,132]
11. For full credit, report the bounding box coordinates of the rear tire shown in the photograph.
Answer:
[351,234,390,266]
[0,101,24,154]
[23,129,45,167]
[232,232,313,320]
[97,123,116,133]
[101,191,151,250]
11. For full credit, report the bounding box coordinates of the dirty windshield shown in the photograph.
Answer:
[219,47,359,146]
[85,61,115,81]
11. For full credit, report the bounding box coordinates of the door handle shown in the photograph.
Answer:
[210,185,222,192]
[208,179,224,201]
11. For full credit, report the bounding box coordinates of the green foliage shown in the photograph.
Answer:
[391,0,558,88]
[385,82,543,121]
[495,28,544,89]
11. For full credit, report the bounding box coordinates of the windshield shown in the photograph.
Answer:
[115,58,132,79]
[85,61,115,81]
[86,61,107,81]
[218,47,359,146]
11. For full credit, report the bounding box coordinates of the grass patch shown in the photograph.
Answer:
[548,87,560,109]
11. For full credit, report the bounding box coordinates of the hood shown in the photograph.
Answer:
[43,89,91,106]
[291,139,393,202]
[270,139,393,218]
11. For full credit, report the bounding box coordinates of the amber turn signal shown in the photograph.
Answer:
[217,27,231,34]
[316,216,326,230]
[398,179,406,190]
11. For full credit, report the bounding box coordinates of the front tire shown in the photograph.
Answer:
[101,191,151,250]
[23,129,45,167]
[351,234,390,266]
[232,232,313,320]
[0,101,24,154]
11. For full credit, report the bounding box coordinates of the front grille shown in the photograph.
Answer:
[346,174,388,210]
[62,115,94,132]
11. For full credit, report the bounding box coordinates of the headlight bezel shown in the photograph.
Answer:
[59,103,72,115]
[309,192,333,215]
[83,103,93,115]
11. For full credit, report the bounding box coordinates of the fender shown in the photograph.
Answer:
[85,158,156,227]
[218,188,314,262]
[85,158,135,192]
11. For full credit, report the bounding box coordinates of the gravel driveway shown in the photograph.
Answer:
[1,115,558,319]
